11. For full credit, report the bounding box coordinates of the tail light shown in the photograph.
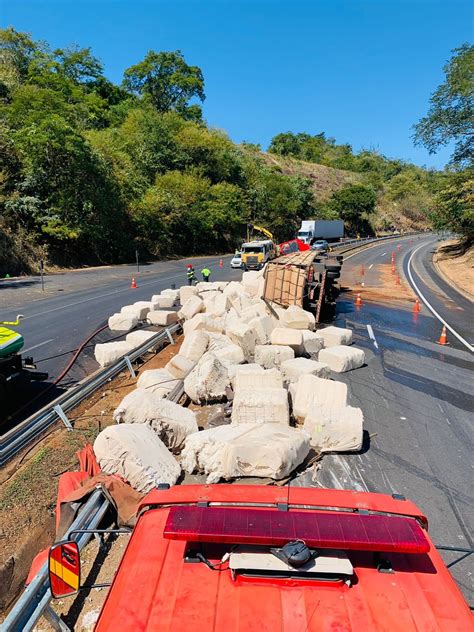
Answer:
[164,506,429,554]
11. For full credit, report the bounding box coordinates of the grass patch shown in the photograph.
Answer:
[0,447,51,510]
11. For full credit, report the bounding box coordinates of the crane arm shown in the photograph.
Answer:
[250,224,274,240]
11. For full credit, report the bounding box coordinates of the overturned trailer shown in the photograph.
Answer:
[263,250,343,322]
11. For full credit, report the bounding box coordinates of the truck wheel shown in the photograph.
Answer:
[326,271,340,279]
[325,264,341,273]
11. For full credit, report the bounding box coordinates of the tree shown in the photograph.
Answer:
[413,44,473,167]
[123,50,205,116]
[326,184,376,229]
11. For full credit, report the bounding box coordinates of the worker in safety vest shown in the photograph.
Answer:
[186,265,196,285]
[201,267,211,282]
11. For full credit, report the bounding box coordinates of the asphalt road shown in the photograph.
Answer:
[315,234,474,602]
[0,254,240,421]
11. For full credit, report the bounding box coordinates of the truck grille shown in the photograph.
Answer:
[246,256,259,265]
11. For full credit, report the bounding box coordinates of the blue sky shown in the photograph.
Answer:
[3,0,472,168]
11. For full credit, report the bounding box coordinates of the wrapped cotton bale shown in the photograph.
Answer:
[147,310,178,326]
[108,312,138,332]
[281,358,330,384]
[248,315,275,345]
[121,305,149,320]
[293,374,347,422]
[301,330,325,358]
[165,354,196,379]
[204,293,231,317]
[133,301,153,316]
[180,330,209,363]
[94,424,180,493]
[151,296,176,309]
[234,367,283,391]
[256,276,265,299]
[223,281,245,298]
[178,295,204,320]
[137,369,180,398]
[231,388,289,425]
[226,323,257,362]
[113,389,198,452]
[184,354,230,403]
[303,406,363,452]
[221,307,241,331]
[318,326,353,348]
[196,282,222,292]
[228,364,265,389]
[255,344,294,369]
[179,285,199,304]
[281,305,315,331]
[270,328,304,354]
[125,330,157,347]
[207,332,235,352]
[240,301,268,324]
[318,346,365,373]
[182,424,310,483]
[230,293,256,315]
[94,341,133,367]
[183,314,224,336]
[161,289,180,303]
[213,344,245,367]
[242,270,261,297]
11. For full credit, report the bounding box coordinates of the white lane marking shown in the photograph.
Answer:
[366,324,379,349]
[380,252,387,257]
[22,338,55,353]
[343,235,420,262]
[368,264,374,269]
[407,244,474,353]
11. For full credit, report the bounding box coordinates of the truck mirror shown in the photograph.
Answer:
[49,540,81,598]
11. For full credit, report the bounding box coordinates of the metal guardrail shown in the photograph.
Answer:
[330,231,422,254]
[1,323,181,466]
[2,488,110,632]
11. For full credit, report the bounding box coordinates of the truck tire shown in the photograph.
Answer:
[326,271,340,279]
[325,264,341,273]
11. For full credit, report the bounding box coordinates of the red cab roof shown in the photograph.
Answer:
[95,485,471,632]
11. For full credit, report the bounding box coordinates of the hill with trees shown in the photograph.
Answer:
[1,28,468,276]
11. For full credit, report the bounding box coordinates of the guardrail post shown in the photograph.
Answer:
[165,328,175,345]
[53,405,73,431]
[123,355,136,379]
[43,604,72,631]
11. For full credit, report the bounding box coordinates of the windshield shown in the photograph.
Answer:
[233,254,241,259]
[242,246,264,254]
[298,231,310,237]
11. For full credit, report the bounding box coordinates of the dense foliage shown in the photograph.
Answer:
[0,28,320,273]
[413,44,473,244]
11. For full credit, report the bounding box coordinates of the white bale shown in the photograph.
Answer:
[234,367,283,391]
[270,328,303,354]
[204,293,231,317]
[179,285,199,303]
[281,305,315,331]
[182,424,310,483]
[213,344,245,367]
[226,323,257,362]
[232,388,289,426]
[196,282,222,292]
[125,330,157,347]
[183,314,224,336]
[281,358,330,384]
[242,270,261,297]
[239,301,268,323]
[293,374,347,422]
[301,330,325,358]
[113,389,198,452]
[94,341,133,368]
[133,301,153,317]
[303,406,363,452]
[254,345,294,369]
[221,307,241,331]
[180,330,209,362]
[230,293,256,315]
[228,364,265,389]
[108,312,138,332]
[121,305,148,320]
[318,346,365,373]
[223,281,245,297]
[161,289,180,303]
[151,296,176,309]
[184,354,229,403]
[248,315,275,345]
[94,424,180,493]
[137,369,180,398]
[207,332,235,352]
[178,295,204,320]
[199,290,221,303]
[256,277,265,299]
[165,354,196,379]
[318,326,353,348]
[147,310,178,326]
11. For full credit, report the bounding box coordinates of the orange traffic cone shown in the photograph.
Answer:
[131,277,137,289]
[355,292,362,307]
[391,264,396,273]
[396,275,401,285]
[437,326,448,345]
[219,259,223,268]
[391,251,395,261]
[413,298,420,313]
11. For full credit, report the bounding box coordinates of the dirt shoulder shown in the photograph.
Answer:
[434,239,474,301]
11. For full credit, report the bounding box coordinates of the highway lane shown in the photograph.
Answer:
[316,234,474,602]
[0,254,240,422]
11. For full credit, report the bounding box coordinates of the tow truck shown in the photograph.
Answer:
[48,484,472,630]
[0,316,47,411]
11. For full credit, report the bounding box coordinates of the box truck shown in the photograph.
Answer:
[297,220,344,244]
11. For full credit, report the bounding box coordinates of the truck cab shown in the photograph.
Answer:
[241,240,276,270]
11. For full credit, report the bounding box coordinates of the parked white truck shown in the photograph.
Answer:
[297,220,344,245]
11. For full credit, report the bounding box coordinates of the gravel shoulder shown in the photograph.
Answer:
[434,239,474,301]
